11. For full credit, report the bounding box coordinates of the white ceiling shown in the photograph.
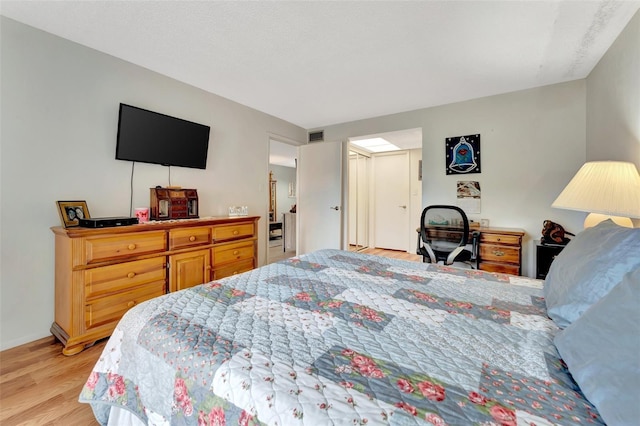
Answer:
[1,1,638,131]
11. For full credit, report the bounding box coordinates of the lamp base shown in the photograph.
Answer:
[584,213,633,228]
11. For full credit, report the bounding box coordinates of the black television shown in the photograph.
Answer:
[115,103,210,169]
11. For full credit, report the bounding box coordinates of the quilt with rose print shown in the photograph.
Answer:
[79,249,603,426]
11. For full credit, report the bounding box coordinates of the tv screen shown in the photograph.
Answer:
[115,103,210,169]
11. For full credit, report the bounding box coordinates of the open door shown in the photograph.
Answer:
[297,141,344,254]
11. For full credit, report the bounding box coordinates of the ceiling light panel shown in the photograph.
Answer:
[351,138,400,153]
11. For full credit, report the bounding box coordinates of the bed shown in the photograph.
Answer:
[79,220,640,425]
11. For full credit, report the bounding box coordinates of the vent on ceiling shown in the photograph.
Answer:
[308,131,324,143]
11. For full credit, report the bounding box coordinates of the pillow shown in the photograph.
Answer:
[544,219,640,328]
[554,267,640,425]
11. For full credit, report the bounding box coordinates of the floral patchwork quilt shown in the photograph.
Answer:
[79,249,603,425]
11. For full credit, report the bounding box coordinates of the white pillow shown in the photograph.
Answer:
[554,267,640,425]
[543,219,640,328]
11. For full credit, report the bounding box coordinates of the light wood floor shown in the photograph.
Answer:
[0,248,420,425]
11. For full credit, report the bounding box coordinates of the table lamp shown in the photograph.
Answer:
[551,161,640,228]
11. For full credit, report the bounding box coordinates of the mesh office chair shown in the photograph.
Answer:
[417,205,477,267]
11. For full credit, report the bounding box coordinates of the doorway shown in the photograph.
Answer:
[268,138,299,264]
[348,128,422,253]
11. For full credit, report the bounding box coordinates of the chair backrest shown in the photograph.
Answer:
[419,205,470,263]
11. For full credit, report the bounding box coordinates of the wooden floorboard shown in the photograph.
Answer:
[0,248,419,424]
[0,337,105,425]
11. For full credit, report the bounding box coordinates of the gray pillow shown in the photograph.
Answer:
[554,268,640,425]
[544,219,640,328]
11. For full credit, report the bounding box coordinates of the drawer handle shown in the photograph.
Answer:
[127,272,136,279]
[232,271,239,275]
[496,238,501,241]
[233,250,240,255]
[233,230,239,235]
[128,244,136,250]
[127,301,136,308]
[493,250,505,257]
[189,236,196,242]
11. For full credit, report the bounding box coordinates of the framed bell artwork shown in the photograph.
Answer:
[445,134,481,175]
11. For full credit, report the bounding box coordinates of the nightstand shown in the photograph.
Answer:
[536,240,565,279]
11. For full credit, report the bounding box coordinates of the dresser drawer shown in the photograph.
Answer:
[213,241,254,264]
[212,223,255,242]
[85,257,166,299]
[84,281,165,330]
[84,231,166,264]
[478,262,520,276]
[479,233,521,246]
[168,226,211,250]
[479,244,521,264]
[212,258,254,280]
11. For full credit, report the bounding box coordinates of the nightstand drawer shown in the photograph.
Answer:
[85,257,166,299]
[479,233,521,246]
[168,226,211,250]
[85,281,165,330]
[84,231,166,264]
[479,262,520,276]
[212,223,255,242]
[479,244,520,264]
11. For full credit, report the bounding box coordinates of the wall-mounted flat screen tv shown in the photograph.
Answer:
[115,103,210,169]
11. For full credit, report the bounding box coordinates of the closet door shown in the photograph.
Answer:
[349,152,369,250]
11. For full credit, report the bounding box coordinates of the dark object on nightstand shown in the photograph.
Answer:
[536,240,566,279]
[541,220,574,245]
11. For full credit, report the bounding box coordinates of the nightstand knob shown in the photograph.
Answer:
[128,244,136,250]
[189,236,196,242]
[127,301,136,308]
[233,230,239,235]
[127,272,136,278]
[493,250,505,257]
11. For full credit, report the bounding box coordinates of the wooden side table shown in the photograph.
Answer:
[536,240,565,279]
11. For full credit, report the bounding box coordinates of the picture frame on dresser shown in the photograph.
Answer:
[56,200,90,228]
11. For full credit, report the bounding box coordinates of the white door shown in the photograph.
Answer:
[297,141,344,254]
[373,151,410,250]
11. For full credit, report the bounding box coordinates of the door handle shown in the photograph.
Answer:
[330,206,340,210]
[399,205,407,209]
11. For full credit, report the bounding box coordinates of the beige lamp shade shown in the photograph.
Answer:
[552,161,640,228]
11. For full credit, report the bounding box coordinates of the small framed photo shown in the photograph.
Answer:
[57,200,90,228]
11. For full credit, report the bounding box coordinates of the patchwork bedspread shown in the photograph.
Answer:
[80,249,603,425]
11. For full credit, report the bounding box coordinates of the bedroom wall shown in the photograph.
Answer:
[0,17,306,350]
[585,11,639,226]
[586,11,639,168]
[316,80,587,279]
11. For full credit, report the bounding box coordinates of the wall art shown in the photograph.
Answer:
[445,134,481,175]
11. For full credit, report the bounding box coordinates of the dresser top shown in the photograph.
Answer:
[51,215,261,237]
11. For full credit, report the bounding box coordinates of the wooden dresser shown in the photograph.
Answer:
[51,216,259,355]
[476,227,525,276]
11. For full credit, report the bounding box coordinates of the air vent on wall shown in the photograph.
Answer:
[308,131,324,142]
